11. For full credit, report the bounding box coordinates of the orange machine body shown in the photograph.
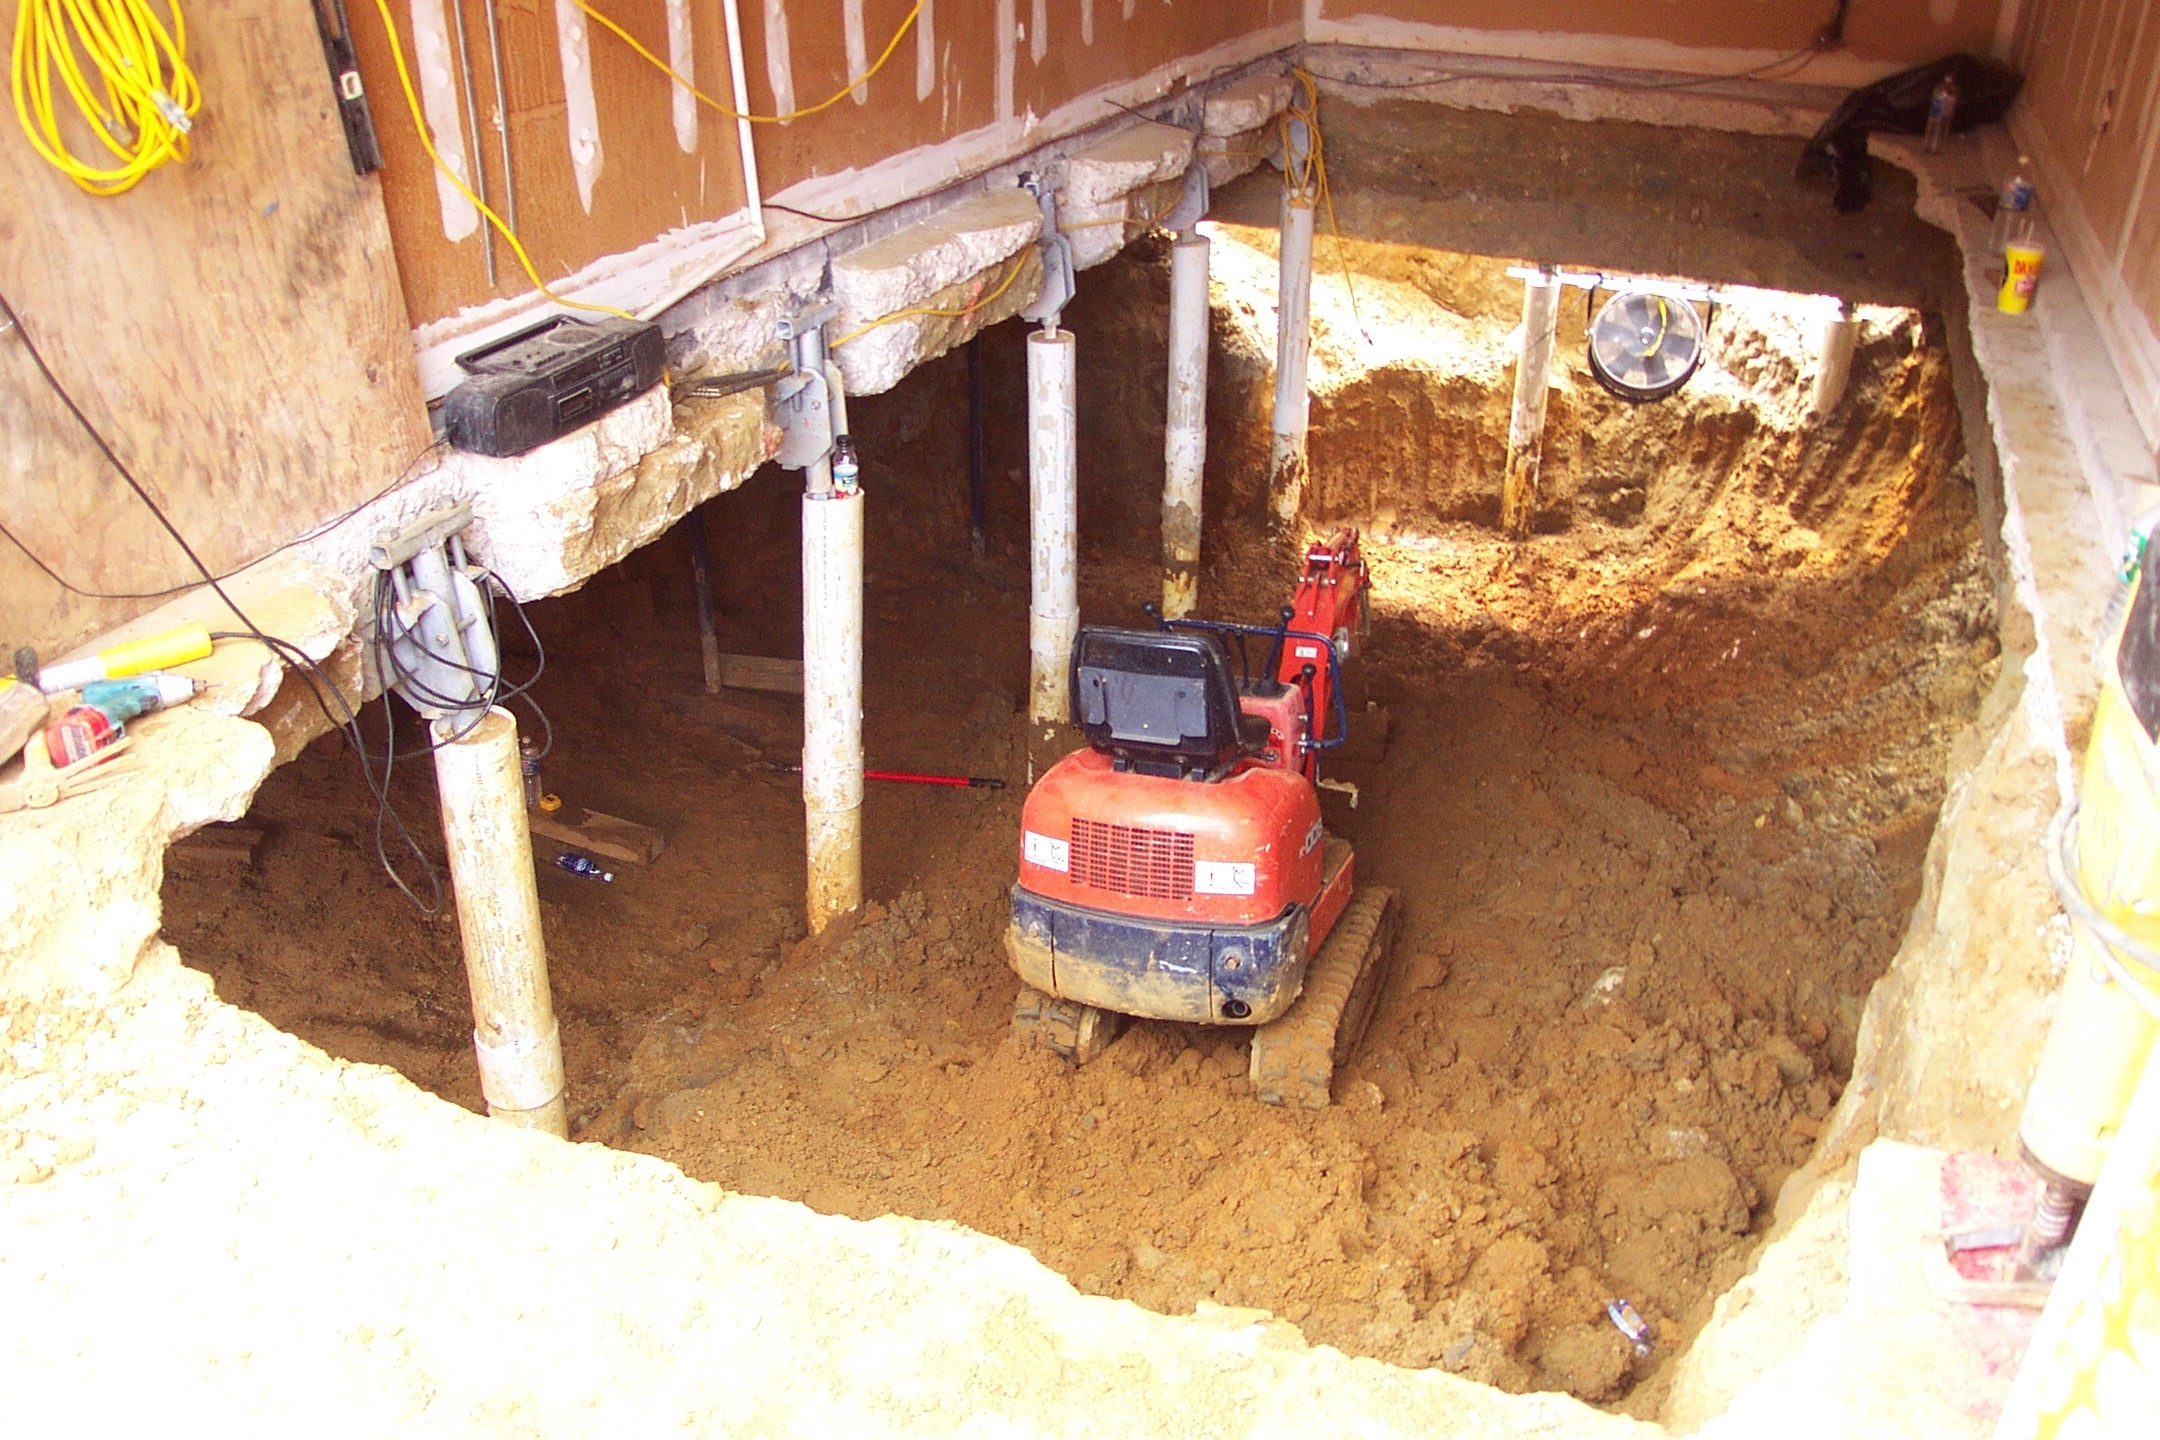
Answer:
[1005,531,1369,1027]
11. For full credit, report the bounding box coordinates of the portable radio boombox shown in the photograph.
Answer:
[441,315,665,457]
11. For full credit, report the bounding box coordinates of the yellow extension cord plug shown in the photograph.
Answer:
[11,0,202,194]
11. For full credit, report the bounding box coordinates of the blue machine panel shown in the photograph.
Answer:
[1011,886,1310,1025]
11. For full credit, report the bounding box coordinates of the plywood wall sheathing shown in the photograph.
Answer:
[0,0,431,660]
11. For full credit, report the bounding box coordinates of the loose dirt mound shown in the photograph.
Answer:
[164,218,1994,1411]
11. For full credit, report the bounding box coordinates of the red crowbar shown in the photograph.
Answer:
[773,763,1004,790]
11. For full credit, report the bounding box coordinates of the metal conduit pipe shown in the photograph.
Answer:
[1810,299,1860,421]
[1029,325,1079,728]
[1500,265,1563,539]
[432,707,567,1137]
[1268,117,1315,528]
[1162,232,1210,619]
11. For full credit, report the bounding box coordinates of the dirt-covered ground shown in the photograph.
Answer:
[162,115,1997,1415]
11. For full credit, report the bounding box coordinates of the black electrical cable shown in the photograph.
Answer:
[1,290,272,635]
[0,285,555,917]
[763,200,869,225]
[211,623,447,915]
[1305,35,1829,99]
[358,561,555,912]
[0,436,447,602]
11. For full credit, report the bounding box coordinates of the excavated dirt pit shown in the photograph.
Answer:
[162,157,1999,1413]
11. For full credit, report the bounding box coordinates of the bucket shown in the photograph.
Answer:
[2023,565,2160,1189]
[2000,242,2046,315]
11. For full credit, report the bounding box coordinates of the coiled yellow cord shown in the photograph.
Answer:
[11,0,200,194]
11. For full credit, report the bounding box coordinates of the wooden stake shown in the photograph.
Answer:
[690,507,722,695]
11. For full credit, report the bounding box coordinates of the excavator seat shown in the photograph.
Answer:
[1069,626,1272,781]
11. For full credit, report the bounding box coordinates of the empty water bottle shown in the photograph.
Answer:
[831,433,860,497]
[519,735,544,810]
[1924,74,1958,154]
[556,852,614,882]
[1990,156,2035,253]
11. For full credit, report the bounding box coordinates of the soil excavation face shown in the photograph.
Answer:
[163,147,1997,1412]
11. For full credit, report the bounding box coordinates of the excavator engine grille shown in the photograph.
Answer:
[1069,819,1195,901]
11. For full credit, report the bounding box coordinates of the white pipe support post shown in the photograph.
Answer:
[1500,266,1563,539]
[1162,233,1211,619]
[1029,326,1079,727]
[1810,301,1860,422]
[432,707,567,1137]
[1269,123,1316,529]
[802,485,864,932]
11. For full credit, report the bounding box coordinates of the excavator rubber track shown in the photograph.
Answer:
[1012,985,1125,1065]
[1249,886,1398,1109]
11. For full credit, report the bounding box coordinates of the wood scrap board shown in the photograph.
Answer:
[529,806,665,866]
[717,654,805,695]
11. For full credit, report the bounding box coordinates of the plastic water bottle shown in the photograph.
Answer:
[1990,156,2035,253]
[519,735,543,810]
[831,434,860,497]
[1924,74,1958,154]
[556,852,613,882]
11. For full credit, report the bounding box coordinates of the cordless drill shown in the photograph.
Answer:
[43,674,201,766]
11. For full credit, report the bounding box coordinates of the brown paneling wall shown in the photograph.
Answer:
[735,0,1003,204]
[358,0,1291,323]
[725,0,1289,202]
[2009,0,2160,435]
[351,0,755,328]
[1307,0,2003,64]
[358,0,2017,332]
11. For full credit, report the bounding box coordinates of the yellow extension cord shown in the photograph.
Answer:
[829,250,1028,349]
[572,0,921,127]
[366,0,923,324]
[11,0,200,194]
[1281,66,1367,346]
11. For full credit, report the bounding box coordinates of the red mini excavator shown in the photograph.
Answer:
[1005,530,1398,1108]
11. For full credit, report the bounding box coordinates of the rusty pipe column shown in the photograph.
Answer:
[1500,265,1562,538]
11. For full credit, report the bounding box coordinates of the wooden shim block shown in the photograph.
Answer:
[717,654,805,695]
[529,807,666,866]
[168,823,266,871]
